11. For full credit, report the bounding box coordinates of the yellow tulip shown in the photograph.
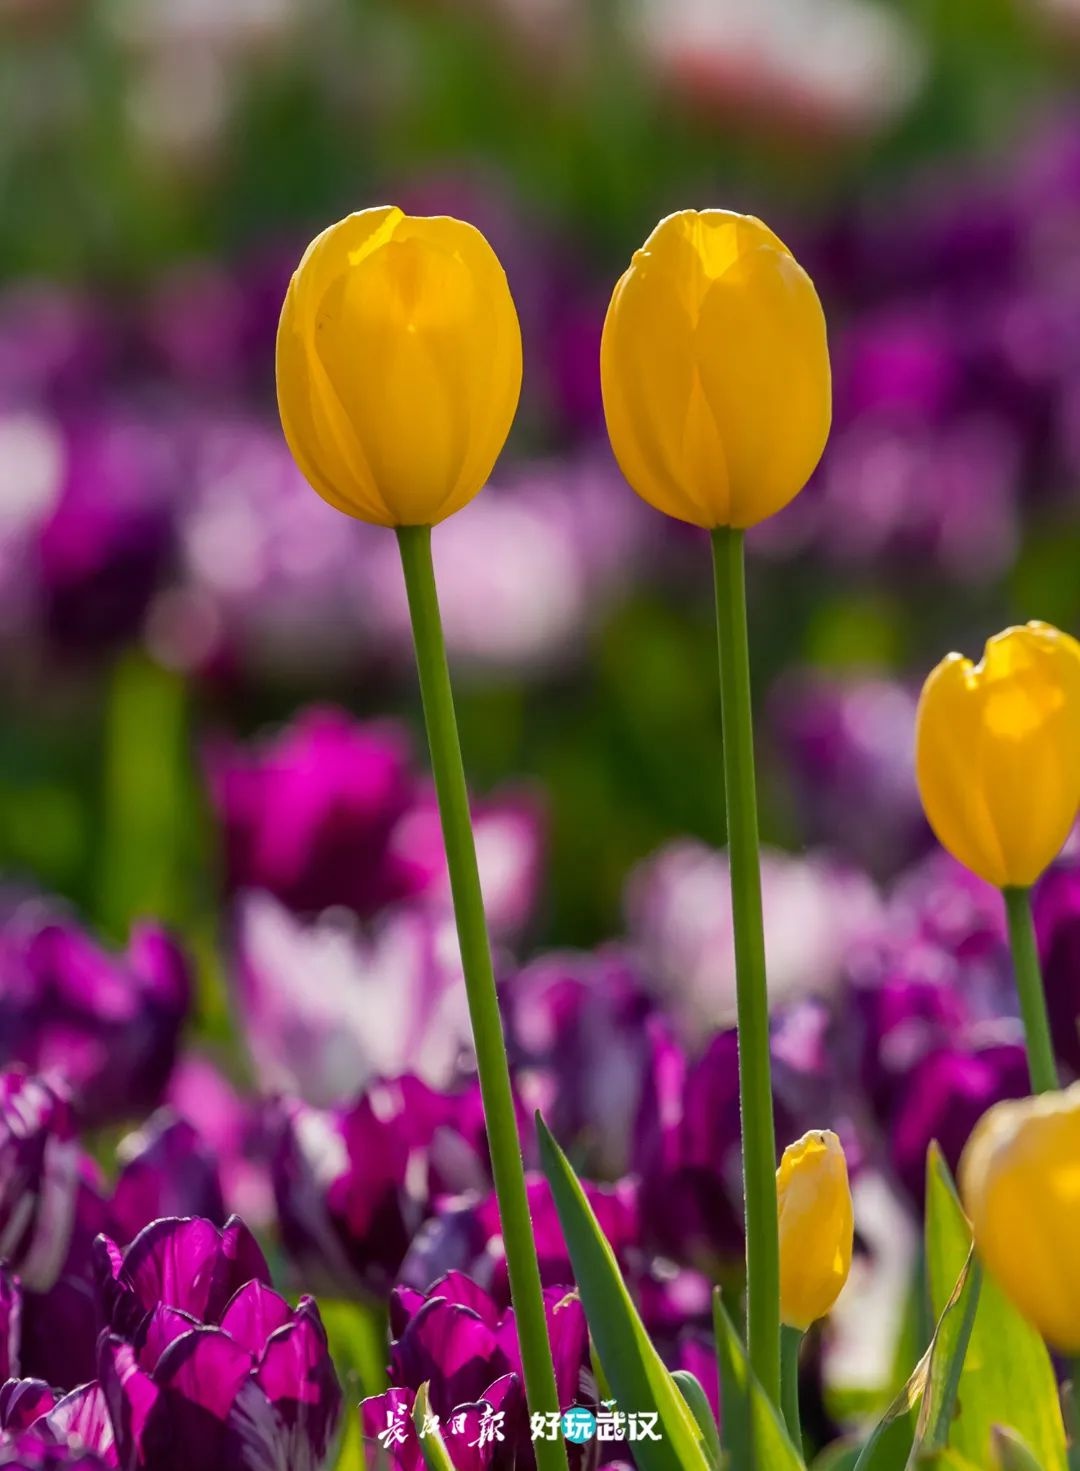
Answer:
[915,621,1080,889]
[777,1129,854,1331]
[276,207,522,527]
[600,209,831,530]
[960,1083,1080,1353]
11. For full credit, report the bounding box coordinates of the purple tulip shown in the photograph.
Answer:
[0,1381,65,1434]
[632,1012,833,1274]
[880,853,1016,1024]
[503,948,656,1177]
[887,1043,1029,1205]
[626,840,881,1042]
[0,1381,116,1467]
[35,414,179,654]
[207,707,418,919]
[94,1215,341,1471]
[833,308,963,424]
[110,1113,226,1246]
[810,412,1021,584]
[230,895,471,1105]
[211,704,544,940]
[1034,859,1080,1074]
[769,673,929,874]
[170,417,380,680]
[19,1176,114,1392]
[0,1071,81,1291]
[364,1271,590,1467]
[165,1054,273,1230]
[632,1025,746,1272]
[851,974,967,1122]
[0,1434,114,1469]
[272,1077,490,1300]
[0,904,191,1128]
[400,1175,639,1310]
[391,789,545,943]
[891,852,1007,964]
[360,1377,524,1471]
[0,1268,20,1382]
[0,284,109,407]
[388,1273,589,1414]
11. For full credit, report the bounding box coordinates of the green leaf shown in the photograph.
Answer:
[671,1369,722,1469]
[412,1384,455,1471]
[991,1427,1046,1471]
[712,1293,805,1470]
[330,1371,366,1470]
[915,1251,982,1454]
[924,1143,1067,1471]
[853,1250,980,1471]
[911,1454,983,1469]
[319,1298,389,1400]
[536,1115,713,1471]
[810,1444,863,1471]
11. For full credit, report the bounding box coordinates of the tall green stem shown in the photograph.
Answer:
[780,1326,803,1451]
[397,526,568,1471]
[1003,886,1058,1094]
[710,527,780,1409]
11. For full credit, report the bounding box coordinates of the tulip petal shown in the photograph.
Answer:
[219,1281,294,1357]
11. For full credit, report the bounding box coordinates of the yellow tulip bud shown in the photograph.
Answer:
[600,209,831,530]
[915,621,1080,889]
[959,1083,1080,1353]
[276,207,522,527]
[777,1129,854,1331]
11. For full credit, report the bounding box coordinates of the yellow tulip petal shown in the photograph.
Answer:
[601,208,831,529]
[275,207,520,527]
[917,623,1080,888]
[961,1085,1080,1352]
[601,255,730,526]
[916,654,1010,886]
[777,1129,854,1331]
[696,243,830,527]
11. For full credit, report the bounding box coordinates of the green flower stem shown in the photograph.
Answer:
[397,525,568,1471]
[710,527,780,1410]
[780,1326,803,1451]
[1065,1367,1080,1471]
[1003,885,1058,1094]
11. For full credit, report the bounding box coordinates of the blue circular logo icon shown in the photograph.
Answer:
[561,1408,597,1444]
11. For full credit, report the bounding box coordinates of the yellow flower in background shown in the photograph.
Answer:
[600,209,831,530]
[777,1129,854,1331]
[276,207,522,527]
[915,621,1080,889]
[960,1084,1080,1353]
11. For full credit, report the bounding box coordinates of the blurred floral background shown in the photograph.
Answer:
[0,0,1079,1458]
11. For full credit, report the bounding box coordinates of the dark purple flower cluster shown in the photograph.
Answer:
[753,116,1080,581]
[0,179,647,685]
[209,706,543,933]
[360,1273,590,1470]
[0,1198,341,1470]
[0,900,191,1128]
[272,1076,492,1301]
[0,750,1078,1455]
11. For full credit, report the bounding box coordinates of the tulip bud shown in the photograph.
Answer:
[600,209,831,529]
[959,1082,1080,1353]
[276,207,522,527]
[915,621,1080,889]
[776,1129,854,1331]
